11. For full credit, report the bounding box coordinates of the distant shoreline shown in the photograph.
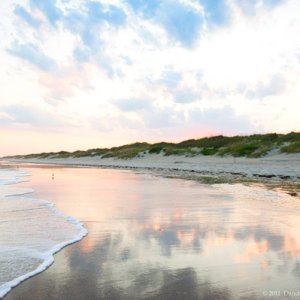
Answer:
[4,152,300,197]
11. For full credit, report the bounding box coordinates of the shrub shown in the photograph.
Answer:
[149,146,163,154]
[164,148,187,156]
[201,148,218,155]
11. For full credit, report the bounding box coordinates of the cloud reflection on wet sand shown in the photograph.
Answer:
[5,167,300,300]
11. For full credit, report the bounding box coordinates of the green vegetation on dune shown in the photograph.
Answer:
[4,132,300,160]
[102,142,150,159]
[281,141,300,153]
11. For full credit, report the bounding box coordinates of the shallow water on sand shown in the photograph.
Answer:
[0,168,86,298]
[5,166,300,300]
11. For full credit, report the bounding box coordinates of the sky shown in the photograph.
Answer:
[0,0,299,156]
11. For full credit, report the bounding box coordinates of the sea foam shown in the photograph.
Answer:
[0,168,88,298]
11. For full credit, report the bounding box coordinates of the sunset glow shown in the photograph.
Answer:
[0,0,299,156]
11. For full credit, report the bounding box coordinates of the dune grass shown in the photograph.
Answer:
[5,132,300,160]
[101,143,150,159]
[280,141,300,153]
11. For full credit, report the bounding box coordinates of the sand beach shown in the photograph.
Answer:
[1,158,300,299]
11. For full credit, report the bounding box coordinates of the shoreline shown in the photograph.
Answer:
[3,161,300,299]
[3,153,300,197]
[0,169,88,299]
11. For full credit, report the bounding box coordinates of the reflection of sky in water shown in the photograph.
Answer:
[6,167,300,300]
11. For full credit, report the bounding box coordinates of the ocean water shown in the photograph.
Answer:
[4,166,300,300]
[0,169,87,298]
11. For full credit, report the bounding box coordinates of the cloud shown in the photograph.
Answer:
[236,0,286,16]
[188,106,259,135]
[64,1,126,51]
[128,0,230,42]
[37,66,93,103]
[29,0,62,26]
[73,45,116,77]
[127,0,205,47]
[157,68,182,88]
[1,0,299,147]
[90,113,141,133]
[244,74,286,98]
[114,98,152,112]
[145,107,185,129]
[110,103,258,138]
[173,88,200,104]
[113,97,184,129]
[14,5,41,28]
[127,0,161,18]
[81,2,126,47]
[156,1,204,47]
[58,2,127,76]
[154,69,200,104]
[86,1,126,27]
[201,0,230,25]
[0,104,66,129]
[13,1,127,52]
[7,42,56,72]
[0,112,14,122]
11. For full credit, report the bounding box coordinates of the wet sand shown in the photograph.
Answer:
[4,166,300,300]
